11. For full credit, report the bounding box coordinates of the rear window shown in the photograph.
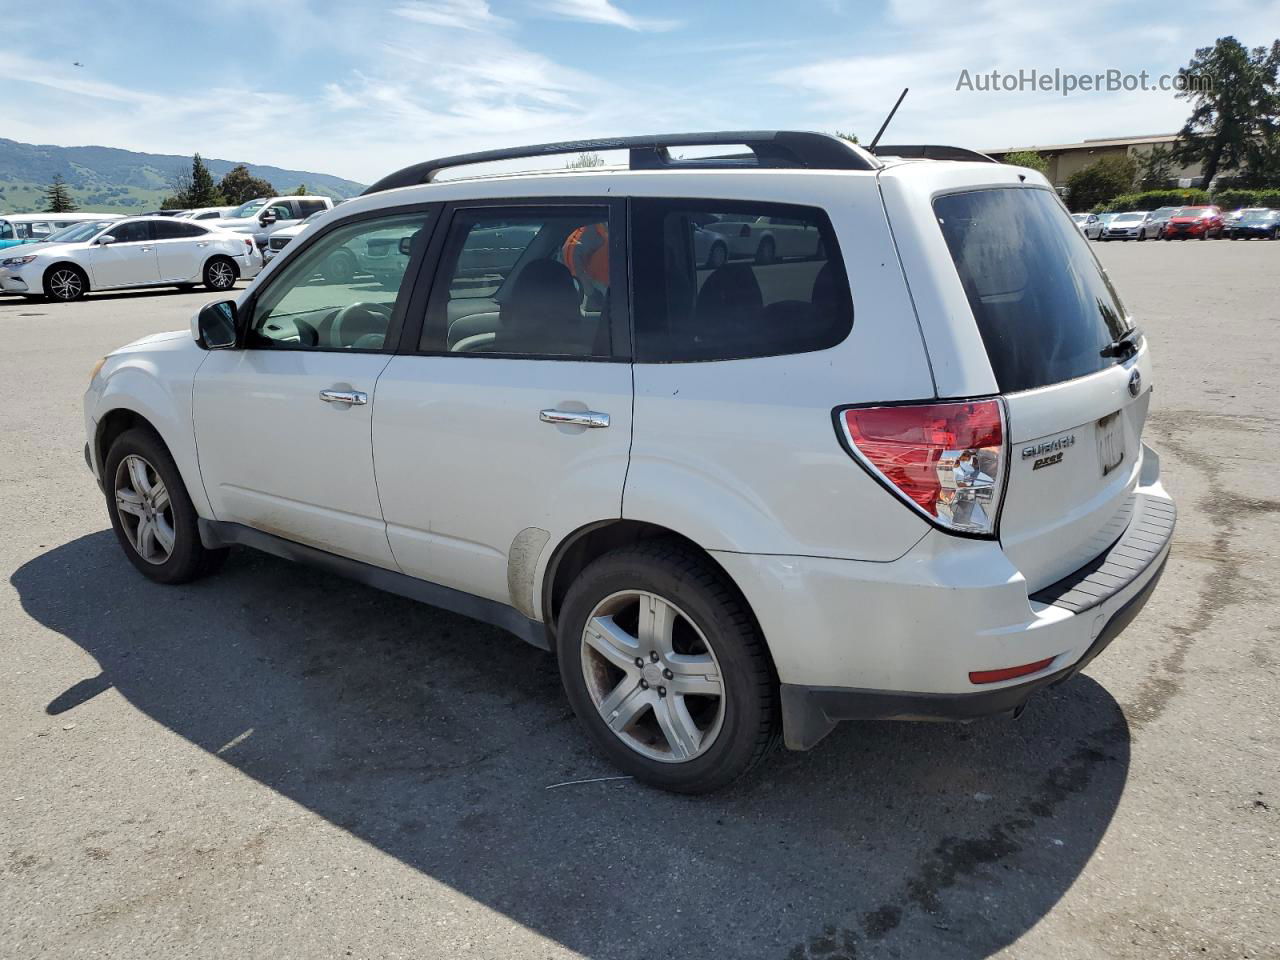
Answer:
[934,187,1132,393]
[631,199,852,362]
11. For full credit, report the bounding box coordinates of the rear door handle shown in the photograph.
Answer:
[540,409,609,428]
[320,389,368,405]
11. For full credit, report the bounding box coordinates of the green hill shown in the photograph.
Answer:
[0,139,366,213]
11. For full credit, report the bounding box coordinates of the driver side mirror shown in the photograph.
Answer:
[97,234,116,245]
[259,212,278,227]
[399,235,414,256]
[195,300,238,350]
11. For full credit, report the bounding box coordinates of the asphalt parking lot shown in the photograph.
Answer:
[2,241,1277,960]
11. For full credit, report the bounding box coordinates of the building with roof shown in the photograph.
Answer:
[984,134,1205,188]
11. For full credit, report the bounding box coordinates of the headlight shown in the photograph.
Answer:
[89,356,107,383]
[1,255,37,266]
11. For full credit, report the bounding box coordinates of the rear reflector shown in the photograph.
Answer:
[838,399,1006,535]
[969,657,1055,685]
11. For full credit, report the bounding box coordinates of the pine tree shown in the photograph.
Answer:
[190,154,221,207]
[43,174,78,213]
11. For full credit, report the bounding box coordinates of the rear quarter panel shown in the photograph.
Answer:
[623,172,935,560]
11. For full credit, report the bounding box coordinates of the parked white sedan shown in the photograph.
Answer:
[0,216,261,301]
[1071,212,1103,240]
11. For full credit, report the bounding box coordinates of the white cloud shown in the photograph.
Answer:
[393,0,510,31]
[531,0,680,31]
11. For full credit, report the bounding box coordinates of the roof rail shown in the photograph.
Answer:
[362,131,880,194]
[871,144,997,163]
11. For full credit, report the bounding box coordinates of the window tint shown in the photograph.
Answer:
[424,206,614,358]
[933,188,1133,394]
[153,220,207,239]
[631,200,851,362]
[264,203,292,221]
[0,222,12,240]
[298,200,327,217]
[247,212,433,352]
[105,221,153,243]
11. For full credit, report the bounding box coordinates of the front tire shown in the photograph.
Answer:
[104,428,228,584]
[557,540,778,793]
[45,264,88,302]
[203,256,238,291]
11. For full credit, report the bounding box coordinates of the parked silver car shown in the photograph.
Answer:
[1101,211,1160,241]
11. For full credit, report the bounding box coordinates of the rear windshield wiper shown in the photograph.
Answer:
[1101,326,1143,358]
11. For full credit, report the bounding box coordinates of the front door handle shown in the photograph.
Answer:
[320,389,368,405]
[540,409,609,428]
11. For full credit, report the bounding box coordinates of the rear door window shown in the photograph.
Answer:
[421,205,619,358]
[630,199,852,362]
[934,188,1133,394]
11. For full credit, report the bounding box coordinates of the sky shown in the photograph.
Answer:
[3,0,1279,184]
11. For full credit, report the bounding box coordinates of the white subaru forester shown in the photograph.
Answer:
[83,132,1175,793]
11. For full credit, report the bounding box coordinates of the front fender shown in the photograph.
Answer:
[90,337,212,518]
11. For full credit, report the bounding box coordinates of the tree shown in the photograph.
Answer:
[1241,132,1280,186]
[565,152,604,169]
[218,164,275,204]
[1172,36,1280,187]
[292,183,308,195]
[834,130,860,144]
[1065,154,1137,211]
[1002,150,1049,174]
[1135,145,1177,189]
[42,174,78,213]
[163,153,225,209]
[189,154,221,207]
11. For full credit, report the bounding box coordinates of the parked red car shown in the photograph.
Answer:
[1162,205,1224,240]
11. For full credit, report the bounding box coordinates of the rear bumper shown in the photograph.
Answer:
[779,554,1167,748]
[716,445,1175,751]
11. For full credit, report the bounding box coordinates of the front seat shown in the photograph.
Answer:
[493,259,584,355]
[693,262,763,352]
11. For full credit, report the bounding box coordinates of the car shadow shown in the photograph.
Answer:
[11,532,1132,960]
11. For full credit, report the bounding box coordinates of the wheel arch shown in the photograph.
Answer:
[92,371,215,520]
[540,520,773,670]
[205,253,240,279]
[43,261,90,296]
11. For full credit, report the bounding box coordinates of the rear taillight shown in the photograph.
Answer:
[837,399,1006,535]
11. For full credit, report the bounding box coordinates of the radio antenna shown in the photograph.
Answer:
[868,88,909,150]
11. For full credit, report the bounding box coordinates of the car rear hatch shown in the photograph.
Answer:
[932,186,1151,591]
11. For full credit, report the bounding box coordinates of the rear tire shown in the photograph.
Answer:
[557,540,778,794]
[104,428,228,584]
[44,264,88,302]
[203,256,238,291]
[321,249,356,284]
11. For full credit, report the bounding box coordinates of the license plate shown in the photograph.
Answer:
[1097,412,1125,476]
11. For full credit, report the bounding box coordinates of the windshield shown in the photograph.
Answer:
[227,199,268,219]
[1151,207,1178,218]
[934,187,1132,394]
[41,220,116,244]
[1114,213,1143,222]
[1243,211,1278,222]
[1173,207,1207,218]
[1071,214,1087,222]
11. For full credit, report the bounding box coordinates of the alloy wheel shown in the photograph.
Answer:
[113,454,176,565]
[208,261,236,289]
[49,268,83,301]
[580,590,726,763]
